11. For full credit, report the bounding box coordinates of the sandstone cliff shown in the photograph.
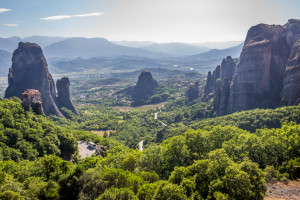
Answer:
[57,77,79,115]
[5,42,78,118]
[281,20,300,105]
[5,42,64,117]
[204,19,300,115]
[281,40,300,105]
[228,24,291,113]
[202,56,236,115]
[132,71,158,100]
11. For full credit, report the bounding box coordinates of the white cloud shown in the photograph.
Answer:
[40,15,72,21]
[73,12,103,17]
[0,8,11,13]
[40,12,103,21]
[4,24,18,27]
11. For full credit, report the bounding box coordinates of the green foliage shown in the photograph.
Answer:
[0,99,78,161]
[97,187,137,200]
[0,191,24,200]
[192,105,300,132]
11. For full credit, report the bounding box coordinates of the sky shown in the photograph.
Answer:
[0,0,300,43]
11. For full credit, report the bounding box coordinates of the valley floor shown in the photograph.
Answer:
[265,181,300,200]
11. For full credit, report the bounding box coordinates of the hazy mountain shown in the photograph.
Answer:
[140,43,211,56]
[0,37,21,52]
[111,68,199,80]
[0,36,66,52]
[0,49,12,75]
[112,40,154,48]
[48,56,162,73]
[185,43,243,61]
[193,41,244,49]
[23,36,66,48]
[44,38,169,59]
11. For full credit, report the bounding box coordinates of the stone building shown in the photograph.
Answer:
[21,89,43,114]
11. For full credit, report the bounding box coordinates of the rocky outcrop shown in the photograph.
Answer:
[203,19,300,115]
[202,57,236,115]
[5,42,64,117]
[284,19,300,49]
[281,40,300,105]
[218,78,231,116]
[57,77,79,115]
[186,82,199,101]
[5,42,78,118]
[132,71,158,100]
[202,65,220,101]
[220,56,236,84]
[281,20,300,105]
[228,23,293,113]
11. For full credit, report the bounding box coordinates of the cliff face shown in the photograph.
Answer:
[281,41,300,105]
[57,77,79,115]
[281,20,300,105]
[228,24,291,113]
[186,82,199,101]
[220,56,236,84]
[5,42,64,117]
[5,42,78,118]
[132,71,158,100]
[203,20,300,115]
[202,65,220,101]
[203,57,236,115]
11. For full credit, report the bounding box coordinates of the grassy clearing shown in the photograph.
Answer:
[113,102,166,112]
[91,130,115,137]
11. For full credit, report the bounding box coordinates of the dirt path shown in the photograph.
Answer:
[155,112,167,126]
[265,181,300,200]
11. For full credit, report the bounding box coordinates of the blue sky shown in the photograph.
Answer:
[0,0,300,43]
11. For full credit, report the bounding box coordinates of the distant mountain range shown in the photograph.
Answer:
[43,38,169,59]
[138,43,211,56]
[0,35,244,76]
[184,43,243,61]
[0,49,11,75]
[48,56,162,74]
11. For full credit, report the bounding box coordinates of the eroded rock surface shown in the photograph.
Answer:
[132,71,158,100]
[5,42,78,117]
[5,42,64,117]
[281,41,300,105]
[57,77,79,115]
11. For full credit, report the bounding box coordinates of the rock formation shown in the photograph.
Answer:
[220,56,236,84]
[203,19,300,115]
[228,23,291,113]
[132,71,158,100]
[218,78,231,116]
[202,57,236,115]
[202,65,220,101]
[5,42,78,118]
[57,77,79,115]
[281,40,300,105]
[186,82,199,101]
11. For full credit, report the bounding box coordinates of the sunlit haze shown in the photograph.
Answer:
[1,0,300,43]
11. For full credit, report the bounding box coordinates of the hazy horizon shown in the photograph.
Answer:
[1,0,300,43]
